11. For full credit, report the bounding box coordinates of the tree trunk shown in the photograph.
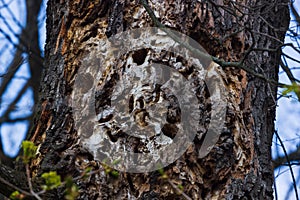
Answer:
[30,0,289,199]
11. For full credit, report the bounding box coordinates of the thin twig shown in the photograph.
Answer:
[0,176,32,197]
[282,52,300,64]
[281,57,300,83]
[167,179,192,200]
[274,130,299,200]
[26,164,42,200]
[252,31,284,44]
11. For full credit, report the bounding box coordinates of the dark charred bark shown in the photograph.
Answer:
[29,0,289,199]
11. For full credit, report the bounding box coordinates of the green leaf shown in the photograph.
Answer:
[282,83,300,98]
[104,167,111,174]
[21,141,37,164]
[41,171,61,190]
[110,170,119,178]
[157,168,164,175]
[112,159,121,165]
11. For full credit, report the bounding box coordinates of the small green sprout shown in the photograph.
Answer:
[65,184,79,200]
[110,170,119,178]
[64,177,79,200]
[177,184,184,191]
[41,171,61,190]
[158,168,168,179]
[10,191,25,200]
[82,167,92,179]
[21,141,38,164]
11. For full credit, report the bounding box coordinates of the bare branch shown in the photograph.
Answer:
[273,145,300,169]
[274,130,299,200]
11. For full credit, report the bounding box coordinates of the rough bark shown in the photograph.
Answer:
[30,0,289,199]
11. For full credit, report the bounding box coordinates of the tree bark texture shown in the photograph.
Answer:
[30,0,289,199]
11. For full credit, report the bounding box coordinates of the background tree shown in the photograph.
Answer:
[0,0,44,165]
[1,0,299,199]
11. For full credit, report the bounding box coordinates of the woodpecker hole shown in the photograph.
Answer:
[132,49,148,65]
